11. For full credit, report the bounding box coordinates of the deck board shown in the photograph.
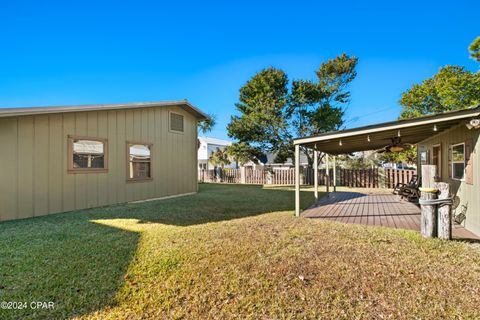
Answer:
[302,191,479,241]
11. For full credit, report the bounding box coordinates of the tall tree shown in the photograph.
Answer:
[227,55,358,166]
[470,36,480,62]
[226,142,264,166]
[290,53,358,165]
[399,65,480,119]
[227,67,292,161]
[393,65,480,164]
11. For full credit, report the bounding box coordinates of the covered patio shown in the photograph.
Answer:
[301,191,479,240]
[293,107,480,239]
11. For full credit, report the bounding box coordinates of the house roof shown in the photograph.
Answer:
[294,105,480,154]
[198,136,232,146]
[0,100,209,120]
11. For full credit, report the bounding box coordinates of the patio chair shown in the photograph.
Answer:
[393,175,421,201]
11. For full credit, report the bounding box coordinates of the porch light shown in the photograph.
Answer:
[397,130,401,137]
[433,124,438,132]
[339,140,343,146]
[367,135,371,142]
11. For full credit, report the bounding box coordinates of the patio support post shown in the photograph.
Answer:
[314,149,318,200]
[325,154,330,193]
[333,155,337,192]
[295,144,300,217]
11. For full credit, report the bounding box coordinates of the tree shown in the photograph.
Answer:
[399,65,480,119]
[198,113,217,135]
[377,146,417,165]
[226,142,264,166]
[227,55,358,166]
[208,147,231,169]
[469,36,480,62]
[227,67,292,162]
[394,64,480,164]
[291,54,358,165]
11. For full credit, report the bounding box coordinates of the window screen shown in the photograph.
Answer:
[128,144,152,180]
[69,138,107,171]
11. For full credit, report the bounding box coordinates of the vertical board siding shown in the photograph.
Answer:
[33,115,49,216]
[419,122,480,235]
[17,117,34,219]
[86,111,99,209]
[0,118,18,221]
[0,106,198,222]
[62,113,76,212]
[48,114,64,214]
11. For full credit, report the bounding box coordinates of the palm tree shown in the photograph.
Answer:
[209,148,231,182]
[209,147,231,169]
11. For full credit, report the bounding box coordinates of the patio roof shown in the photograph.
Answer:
[293,105,480,154]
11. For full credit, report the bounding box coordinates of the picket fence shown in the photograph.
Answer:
[198,167,416,189]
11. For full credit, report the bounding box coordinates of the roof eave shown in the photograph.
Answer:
[0,100,210,121]
[294,105,480,146]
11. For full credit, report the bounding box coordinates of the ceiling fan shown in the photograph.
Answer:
[376,137,414,153]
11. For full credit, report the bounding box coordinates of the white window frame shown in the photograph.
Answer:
[451,142,465,181]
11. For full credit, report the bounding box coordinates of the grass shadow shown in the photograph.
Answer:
[0,183,315,319]
[91,183,316,227]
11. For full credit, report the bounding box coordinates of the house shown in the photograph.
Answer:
[0,100,208,222]
[197,136,237,170]
[293,105,480,236]
[243,151,310,169]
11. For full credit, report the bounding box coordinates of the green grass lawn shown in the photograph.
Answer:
[1,184,480,319]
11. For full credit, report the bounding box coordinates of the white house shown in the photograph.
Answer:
[197,136,238,170]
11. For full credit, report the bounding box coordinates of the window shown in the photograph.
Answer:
[432,144,441,178]
[127,143,152,181]
[68,136,108,173]
[170,112,184,132]
[420,150,428,165]
[451,143,465,180]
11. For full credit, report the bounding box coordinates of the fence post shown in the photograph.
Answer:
[436,182,451,240]
[266,170,273,185]
[378,167,385,188]
[240,167,246,184]
[420,165,437,238]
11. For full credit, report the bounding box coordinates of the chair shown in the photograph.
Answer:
[393,175,421,201]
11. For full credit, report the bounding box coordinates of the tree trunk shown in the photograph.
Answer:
[436,182,451,240]
[420,165,437,238]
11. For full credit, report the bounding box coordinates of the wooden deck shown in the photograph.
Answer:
[302,191,479,241]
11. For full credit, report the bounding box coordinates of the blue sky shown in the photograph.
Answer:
[1,0,478,140]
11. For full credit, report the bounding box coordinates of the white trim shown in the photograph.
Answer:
[294,110,480,145]
[451,142,465,181]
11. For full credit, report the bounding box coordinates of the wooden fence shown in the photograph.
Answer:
[384,168,417,188]
[198,167,416,189]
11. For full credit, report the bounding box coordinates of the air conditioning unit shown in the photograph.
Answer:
[466,119,480,130]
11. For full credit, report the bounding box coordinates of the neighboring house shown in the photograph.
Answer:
[243,151,310,169]
[197,136,237,170]
[293,105,480,235]
[0,100,208,222]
